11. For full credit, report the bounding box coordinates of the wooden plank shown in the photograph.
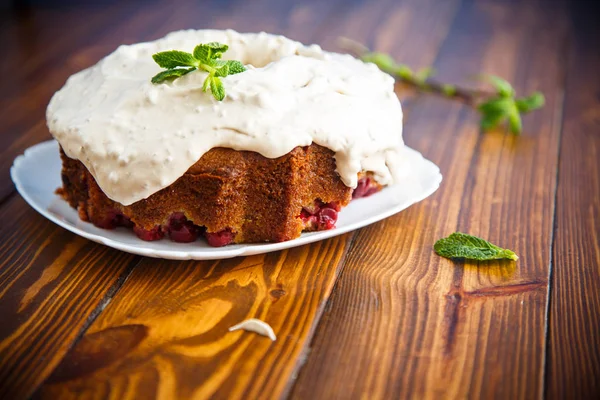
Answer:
[0,196,140,399]
[291,1,568,398]
[546,4,600,398]
[32,0,458,398]
[38,235,353,399]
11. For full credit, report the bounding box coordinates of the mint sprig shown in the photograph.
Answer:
[338,38,544,135]
[151,42,246,101]
[434,232,519,262]
[476,76,544,134]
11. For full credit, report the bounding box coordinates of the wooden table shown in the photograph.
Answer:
[1,0,598,398]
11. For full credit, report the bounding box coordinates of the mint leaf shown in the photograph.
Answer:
[478,97,514,115]
[477,97,523,134]
[394,64,413,80]
[202,75,211,92]
[152,41,246,101]
[213,61,230,77]
[224,60,246,75]
[480,109,506,131]
[507,104,522,134]
[193,42,229,63]
[209,76,225,101]
[362,52,396,72]
[477,97,511,130]
[434,232,518,261]
[151,67,196,84]
[204,42,229,53]
[213,60,247,77]
[516,92,545,113]
[484,75,515,98]
[152,51,198,69]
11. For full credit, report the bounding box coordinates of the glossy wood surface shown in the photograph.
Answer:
[0,0,598,398]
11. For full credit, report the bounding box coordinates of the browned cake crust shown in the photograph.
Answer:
[57,144,382,246]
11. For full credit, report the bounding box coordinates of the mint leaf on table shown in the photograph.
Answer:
[434,232,519,261]
[151,42,246,101]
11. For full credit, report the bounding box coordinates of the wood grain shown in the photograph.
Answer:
[38,235,353,399]
[291,1,568,398]
[1,0,599,398]
[0,196,140,399]
[546,4,600,398]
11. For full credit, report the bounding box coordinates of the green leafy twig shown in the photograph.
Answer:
[151,42,246,101]
[338,37,544,134]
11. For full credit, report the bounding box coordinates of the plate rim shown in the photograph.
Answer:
[11,140,442,260]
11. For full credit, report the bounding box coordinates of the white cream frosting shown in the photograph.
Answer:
[47,29,404,205]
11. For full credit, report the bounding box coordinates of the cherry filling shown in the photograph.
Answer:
[318,207,338,230]
[205,229,235,247]
[89,175,381,246]
[90,179,377,245]
[352,177,380,199]
[166,212,200,243]
[93,209,133,229]
[300,200,340,230]
[118,214,134,229]
[92,208,236,246]
[133,225,164,241]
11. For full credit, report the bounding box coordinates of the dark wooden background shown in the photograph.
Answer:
[1,0,599,398]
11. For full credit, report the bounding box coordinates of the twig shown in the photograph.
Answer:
[337,37,545,134]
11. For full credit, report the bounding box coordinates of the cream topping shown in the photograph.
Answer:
[47,29,404,205]
[229,318,277,341]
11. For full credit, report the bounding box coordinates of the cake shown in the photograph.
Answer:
[48,30,405,246]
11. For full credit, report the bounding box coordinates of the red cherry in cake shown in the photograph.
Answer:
[352,177,380,199]
[299,200,339,230]
[205,229,235,247]
[352,177,370,198]
[93,209,133,229]
[317,207,338,230]
[325,201,341,212]
[116,214,134,228]
[365,187,380,197]
[133,225,164,241]
[166,212,200,243]
[300,208,315,224]
[93,209,120,229]
[300,204,319,228]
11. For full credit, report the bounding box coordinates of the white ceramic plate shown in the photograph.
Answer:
[11,140,442,260]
